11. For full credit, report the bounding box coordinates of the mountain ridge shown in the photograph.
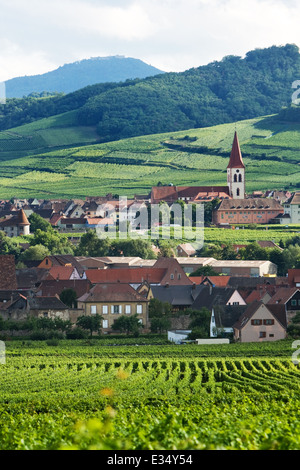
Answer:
[4,56,165,98]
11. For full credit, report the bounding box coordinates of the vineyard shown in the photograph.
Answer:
[1,340,300,450]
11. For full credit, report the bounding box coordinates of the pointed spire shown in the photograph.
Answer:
[227,132,245,169]
[17,209,30,226]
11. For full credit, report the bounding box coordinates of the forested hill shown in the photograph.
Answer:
[5,56,164,98]
[1,44,300,143]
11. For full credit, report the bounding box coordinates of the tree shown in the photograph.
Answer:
[75,230,111,257]
[20,244,50,261]
[150,316,171,334]
[187,307,211,338]
[149,298,172,318]
[111,314,143,335]
[0,231,21,258]
[30,229,74,255]
[189,265,219,277]
[109,239,156,259]
[76,314,103,336]
[28,213,52,233]
[60,288,78,308]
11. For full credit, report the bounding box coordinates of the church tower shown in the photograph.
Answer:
[227,132,245,199]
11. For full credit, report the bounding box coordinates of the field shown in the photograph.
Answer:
[0,114,299,199]
[1,339,300,450]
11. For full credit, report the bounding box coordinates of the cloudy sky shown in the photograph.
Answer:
[0,0,300,82]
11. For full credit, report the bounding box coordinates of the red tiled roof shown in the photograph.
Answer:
[46,266,75,281]
[0,255,17,290]
[86,268,167,284]
[78,283,147,302]
[227,132,245,169]
[268,287,299,305]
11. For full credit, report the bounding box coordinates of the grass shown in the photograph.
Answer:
[0,113,299,199]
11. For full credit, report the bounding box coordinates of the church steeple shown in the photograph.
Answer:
[227,132,245,199]
[227,131,245,169]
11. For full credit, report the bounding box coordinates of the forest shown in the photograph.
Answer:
[1,44,300,143]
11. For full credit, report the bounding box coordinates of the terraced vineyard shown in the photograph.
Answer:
[1,340,300,450]
[0,114,299,199]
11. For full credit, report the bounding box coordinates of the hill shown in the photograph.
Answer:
[5,56,164,98]
[0,112,299,199]
[1,44,300,142]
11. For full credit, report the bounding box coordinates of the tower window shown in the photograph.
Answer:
[239,174,242,182]
[237,188,240,197]
[234,174,237,182]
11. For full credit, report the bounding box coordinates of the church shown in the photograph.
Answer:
[150,132,284,225]
[150,131,245,204]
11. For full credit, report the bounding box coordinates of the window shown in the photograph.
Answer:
[137,304,143,314]
[43,312,48,318]
[111,305,122,314]
[125,305,131,314]
[91,305,97,315]
[236,188,240,197]
[238,174,242,183]
[178,274,181,280]
[259,332,266,338]
[102,305,108,315]
[170,274,174,280]
[251,319,262,325]
[102,320,108,329]
[291,299,297,306]
[263,319,274,325]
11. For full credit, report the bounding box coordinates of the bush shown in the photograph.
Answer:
[66,327,88,339]
[46,339,60,346]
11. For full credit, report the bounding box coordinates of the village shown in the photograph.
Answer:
[0,132,300,344]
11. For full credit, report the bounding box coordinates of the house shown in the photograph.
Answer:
[212,198,284,225]
[267,287,300,323]
[0,292,81,322]
[85,267,168,287]
[210,305,248,338]
[0,209,30,237]
[28,296,71,320]
[209,260,277,277]
[75,257,113,270]
[0,291,29,320]
[277,192,300,224]
[175,257,217,275]
[176,243,197,257]
[191,286,247,312]
[150,284,204,312]
[16,267,49,290]
[45,265,87,281]
[0,255,17,290]
[37,279,92,300]
[85,217,115,230]
[56,217,87,231]
[77,283,149,332]
[287,270,300,288]
[151,185,231,205]
[152,257,193,285]
[37,255,86,278]
[233,301,287,342]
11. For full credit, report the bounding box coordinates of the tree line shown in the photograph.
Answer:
[0,44,299,143]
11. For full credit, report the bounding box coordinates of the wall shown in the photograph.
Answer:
[236,303,286,343]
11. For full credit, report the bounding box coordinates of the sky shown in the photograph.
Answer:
[0,0,300,82]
